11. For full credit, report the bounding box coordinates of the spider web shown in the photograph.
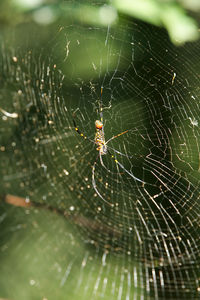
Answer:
[1,4,200,300]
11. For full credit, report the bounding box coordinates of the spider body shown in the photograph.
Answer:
[72,89,145,206]
[95,120,107,155]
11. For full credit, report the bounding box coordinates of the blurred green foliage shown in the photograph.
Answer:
[113,0,199,44]
[0,0,199,44]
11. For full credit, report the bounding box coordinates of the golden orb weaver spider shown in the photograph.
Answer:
[73,88,145,207]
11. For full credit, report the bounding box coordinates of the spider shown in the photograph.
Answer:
[73,88,145,207]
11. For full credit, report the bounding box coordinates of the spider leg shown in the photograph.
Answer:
[72,114,94,143]
[99,151,123,175]
[98,87,106,138]
[105,130,129,145]
[108,151,145,185]
[106,145,134,158]
[92,158,114,207]
[99,152,109,171]
[99,87,104,122]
